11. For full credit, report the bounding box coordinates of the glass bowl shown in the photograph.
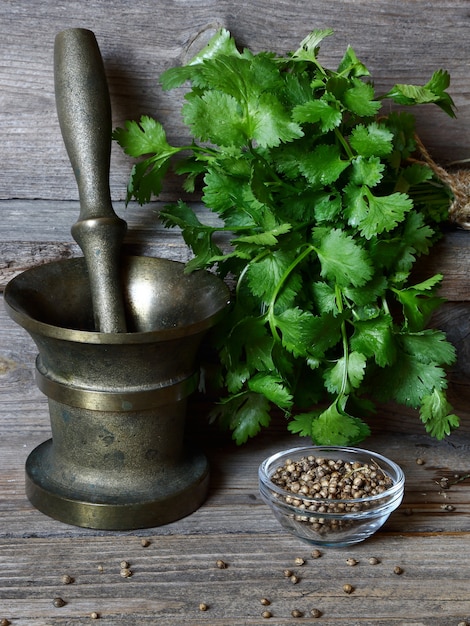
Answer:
[259,445,405,547]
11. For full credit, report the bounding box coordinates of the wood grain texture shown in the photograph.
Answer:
[2,2,470,622]
[1,0,469,203]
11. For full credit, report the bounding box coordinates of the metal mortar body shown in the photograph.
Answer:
[3,29,230,530]
[5,255,229,529]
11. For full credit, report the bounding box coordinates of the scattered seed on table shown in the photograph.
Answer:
[120,560,130,569]
[294,556,305,566]
[441,504,456,511]
[416,458,425,465]
[120,568,132,578]
[393,566,404,575]
[292,609,303,618]
[311,549,322,559]
[141,538,151,547]
[343,583,354,594]
[53,597,66,607]
[283,568,293,578]
[368,557,380,565]
[346,558,358,566]
[260,598,271,606]
[199,603,209,611]
[216,559,227,569]
[290,574,300,584]
[90,613,100,620]
[61,574,74,585]
[97,564,104,573]
[310,608,322,618]
[262,610,272,618]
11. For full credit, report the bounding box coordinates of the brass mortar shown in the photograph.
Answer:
[3,29,229,529]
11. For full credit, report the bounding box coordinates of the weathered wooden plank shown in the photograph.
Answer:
[1,199,470,297]
[1,0,469,203]
[0,534,470,623]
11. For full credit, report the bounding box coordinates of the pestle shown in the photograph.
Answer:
[54,28,127,333]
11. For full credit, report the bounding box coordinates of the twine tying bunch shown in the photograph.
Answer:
[415,135,470,230]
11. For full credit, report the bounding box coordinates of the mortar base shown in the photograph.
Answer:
[25,439,210,530]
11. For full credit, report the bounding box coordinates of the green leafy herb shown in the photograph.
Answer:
[114,28,458,445]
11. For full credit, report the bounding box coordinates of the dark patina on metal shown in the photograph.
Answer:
[4,29,229,530]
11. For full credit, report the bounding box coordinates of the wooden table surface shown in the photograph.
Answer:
[0,201,469,625]
[2,2,470,622]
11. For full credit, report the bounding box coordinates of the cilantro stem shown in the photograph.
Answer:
[335,283,350,396]
[334,128,354,160]
[267,244,315,340]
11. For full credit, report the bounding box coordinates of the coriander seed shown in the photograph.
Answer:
[346,558,358,566]
[141,538,151,547]
[199,603,209,611]
[310,608,322,618]
[311,549,322,559]
[290,574,300,584]
[262,610,272,618]
[415,458,425,465]
[91,613,100,620]
[343,583,354,594]
[368,557,380,565]
[292,609,303,617]
[216,559,227,569]
[260,598,271,606]
[393,566,404,575]
[53,597,66,607]
[0,619,11,626]
[441,503,455,511]
[120,560,130,569]
[120,568,132,578]
[61,574,74,584]
[283,568,293,577]
[294,556,305,566]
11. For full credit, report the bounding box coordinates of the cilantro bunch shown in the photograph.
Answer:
[114,28,460,445]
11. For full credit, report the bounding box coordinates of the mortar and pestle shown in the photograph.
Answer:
[4,29,229,530]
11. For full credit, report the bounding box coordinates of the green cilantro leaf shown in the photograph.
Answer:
[350,315,396,367]
[310,400,371,445]
[372,330,455,407]
[312,227,373,287]
[246,249,301,308]
[343,79,381,116]
[159,201,223,271]
[273,307,317,357]
[323,351,367,394]
[292,29,334,61]
[210,392,272,445]
[344,185,413,239]
[112,116,182,203]
[350,156,384,187]
[298,144,350,188]
[420,389,459,439]
[248,372,293,408]
[349,122,394,157]
[385,70,456,118]
[337,45,370,78]
[287,411,318,438]
[393,275,445,331]
[292,97,343,132]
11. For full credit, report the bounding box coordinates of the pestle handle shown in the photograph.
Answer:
[54,28,127,333]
